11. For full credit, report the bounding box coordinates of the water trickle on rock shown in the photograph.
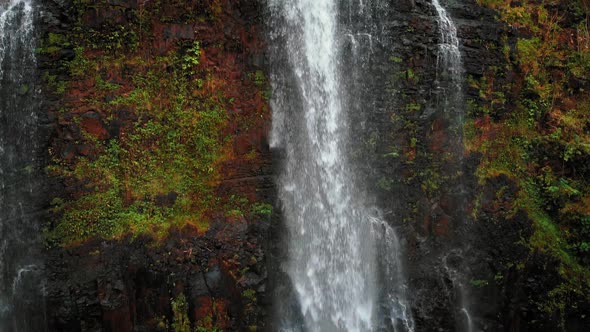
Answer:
[431,3,472,330]
[0,1,46,330]
[432,0,462,88]
[268,0,412,331]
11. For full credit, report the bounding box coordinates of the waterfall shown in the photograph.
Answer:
[432,1,472,332]
[268,0,412,331]
[461,308,474,332]
[432,0,464,140]
[432,0,462,87]
[441,250,473,332]
[0,1,45,330]
[432,0,464,145]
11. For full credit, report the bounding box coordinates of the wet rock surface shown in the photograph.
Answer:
[343,0,581,331]
[45,219,270,331]
[39,0,272,330]
[35,0,588,331]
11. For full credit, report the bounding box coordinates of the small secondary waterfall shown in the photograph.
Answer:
[268,0,412,331]
[0,1,45,330]
[432,0,462,89]
[432,0,463,143]
[441,249,473,332]
[431,1,472,332]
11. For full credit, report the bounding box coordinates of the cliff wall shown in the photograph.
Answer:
[35,0,590,331]
[40,0,272,330]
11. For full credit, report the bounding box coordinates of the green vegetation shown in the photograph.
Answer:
[182,41,202,75]
[469,279,490,288]
[470,0,590,320]
[45,0,270,246]
[47,47,230,244]
[194,304,223,332]
[250,202,273,216]
[172,294,191,332]
[377,177,394,192]
[389,55,403,63]
[242,289,257,302]
[195,327,222,332]
[170,294,223,332]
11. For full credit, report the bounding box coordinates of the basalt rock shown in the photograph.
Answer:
[39,0,273,330]
[33,0,588,331]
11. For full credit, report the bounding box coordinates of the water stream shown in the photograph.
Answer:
[0,0,45,330]
[268,0,412,331]
[441,249,473,332]
[431,1,472,331]
[432,0,462,88]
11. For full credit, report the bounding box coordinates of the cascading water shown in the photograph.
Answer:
[431,1,472,332]
[267,0,412,331]
[432,0,464,151]
[0,1,46,330]
[432,0,465,160]
[441,249,473,332]
[432,0,464,149]
[432,0,462,89]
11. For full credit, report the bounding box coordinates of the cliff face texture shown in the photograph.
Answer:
[33,0,590,331]
[360,0,590,331]
[40,0,272,330]
[356,0,590,331]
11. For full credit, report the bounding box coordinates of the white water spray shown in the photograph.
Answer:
[0,1,45,331]
[268,0,412,330]
[432,0,462,85]
[431,3,473,330]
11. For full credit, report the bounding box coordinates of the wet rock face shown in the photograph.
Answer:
[349,0,586,331]
[37,0,583,330]
[343,0,562,331]
[39,0,272,331]
[45,220,269,331]
[265,0,523,329]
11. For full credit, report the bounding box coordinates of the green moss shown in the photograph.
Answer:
[37,0,269,252]
[171,294,191,332]
[43,73,67,95]
[250,202,273,216]
[251,70,266,87]
[39,32,71,55]
[69,47,92,77]
[377,177,394,191]
[405,102,421,112]
[48,53,230,244]
[195,311,223,332]
[389,55,403,63]
[44,0,252,245]
[405,68,418,83]
[242,289,256,302]
[471,0,590,320]
[195,327,222,332]
[469,279,490,288]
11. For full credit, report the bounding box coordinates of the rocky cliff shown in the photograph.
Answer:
[39,0,272,330]
[358,0,590,331]
[32,0,590,331]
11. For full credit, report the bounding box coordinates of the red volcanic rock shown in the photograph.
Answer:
[433,213,450,237]
[44,0,272,330]
[193,296,214,322]
[80,117,109,139]
[430,116,448,152]
[77,143,93,156]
